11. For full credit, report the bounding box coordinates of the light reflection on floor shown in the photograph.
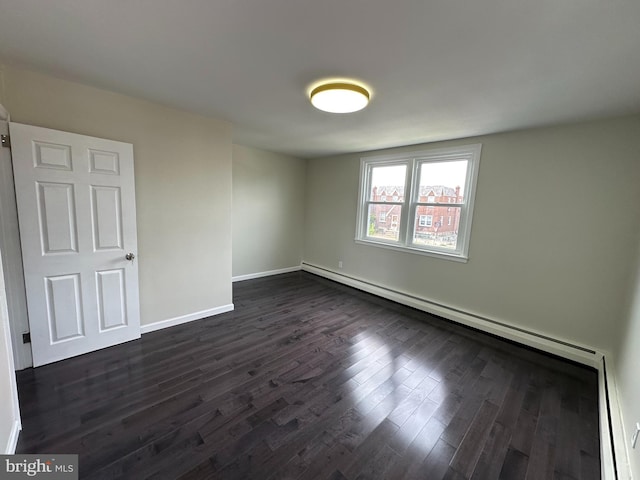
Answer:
[339,328,454,452]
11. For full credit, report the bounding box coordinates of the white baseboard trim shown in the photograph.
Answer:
[301,261,627,480]
[140,304,234,334]
[5,419,21,454]
[232,266,301,283]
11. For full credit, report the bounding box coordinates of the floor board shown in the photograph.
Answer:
[16,272,600,479]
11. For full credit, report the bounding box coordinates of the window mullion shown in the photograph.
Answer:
[454,200,469,254]
[362,197,371,239]
[403,158,419,246]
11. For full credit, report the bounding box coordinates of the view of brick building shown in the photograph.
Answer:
[368,185,462,249]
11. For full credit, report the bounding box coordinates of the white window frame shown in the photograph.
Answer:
[355,144,481,262]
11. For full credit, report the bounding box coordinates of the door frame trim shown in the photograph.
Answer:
[0,119,32,370]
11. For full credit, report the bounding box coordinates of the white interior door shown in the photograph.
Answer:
[10,123,140,367]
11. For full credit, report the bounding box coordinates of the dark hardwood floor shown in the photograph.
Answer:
[16,272,600,479]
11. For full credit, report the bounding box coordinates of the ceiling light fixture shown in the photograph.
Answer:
[310,82,370,113]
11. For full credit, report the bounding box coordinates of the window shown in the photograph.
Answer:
[356,144,481,261]
[418,215,432,227]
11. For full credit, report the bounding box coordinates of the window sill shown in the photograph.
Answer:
[355,238,469,263]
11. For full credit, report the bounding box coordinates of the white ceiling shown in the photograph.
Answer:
[0,0,639,158]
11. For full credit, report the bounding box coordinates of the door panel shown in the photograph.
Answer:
[44,274,84,342]
[10,123,140,366]
[89,149,120,174]
[96,269,127,331]
[91,186,123,250]
[37,182,78,254]
[34,141,72,170]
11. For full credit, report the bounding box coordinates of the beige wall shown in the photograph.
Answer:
[0,247,20,453]
[0,65,233,326]
[232,144,306,277]
[304,115,640,352]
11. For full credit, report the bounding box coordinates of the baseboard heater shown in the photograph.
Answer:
[301,262,596,357]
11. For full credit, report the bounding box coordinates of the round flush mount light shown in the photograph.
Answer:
[309,82,370,113]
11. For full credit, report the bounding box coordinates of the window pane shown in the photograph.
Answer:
[367,204,402,241]
[413,206,461,250]
[370,165,407,202]
[418,160,467,203]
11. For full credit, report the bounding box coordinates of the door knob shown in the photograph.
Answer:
[125,253,135,261]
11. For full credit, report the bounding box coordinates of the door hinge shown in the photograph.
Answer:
[1,134,10,148]
[22,332,31,344]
